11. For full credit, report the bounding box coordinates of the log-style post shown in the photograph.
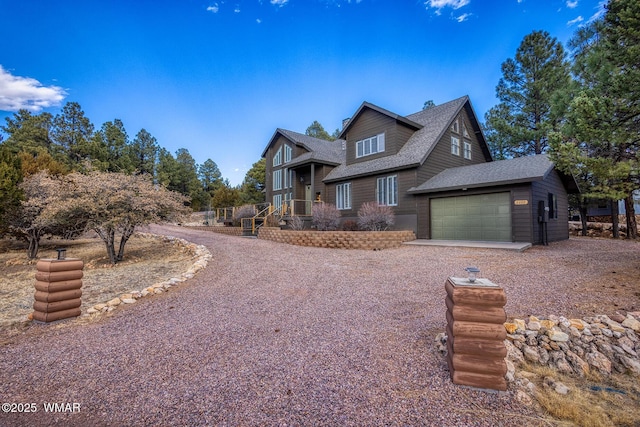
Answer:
[445,276,507,391]
[33,258,83,323]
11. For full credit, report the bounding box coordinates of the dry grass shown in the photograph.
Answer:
[524,364,640,427]
[0,233,195,328]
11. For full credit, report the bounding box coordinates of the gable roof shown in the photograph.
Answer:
[338,101,423,139]
[261,128,344,166]
[323,95,477,183]
[407,154,580,194]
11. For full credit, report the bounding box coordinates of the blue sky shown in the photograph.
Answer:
[0,0,605,185]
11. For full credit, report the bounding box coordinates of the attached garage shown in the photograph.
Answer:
[409,155,580,244]
[430,193,512,241]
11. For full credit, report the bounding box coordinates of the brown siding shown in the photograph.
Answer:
[417,107,489,185]
[265,135,313,205]
[531,169,570,243]
[344,109,414,165]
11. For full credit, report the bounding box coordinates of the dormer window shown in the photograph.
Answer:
[273,147,282,166]
[356,133,385,158]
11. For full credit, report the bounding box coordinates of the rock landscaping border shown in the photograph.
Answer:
[257,227,416,250]
[83,233,211,316]
[436,311,640,397]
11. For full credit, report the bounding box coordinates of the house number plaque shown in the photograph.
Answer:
[514,199,529,206]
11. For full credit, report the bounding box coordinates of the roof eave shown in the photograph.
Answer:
[407,176,544,195]
[323,163,421,183]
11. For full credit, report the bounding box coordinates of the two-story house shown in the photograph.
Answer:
[262,95,578,244]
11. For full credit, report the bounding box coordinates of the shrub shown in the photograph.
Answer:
[289,215,305,231]
[233,204,256,226]
[357,202,395,231]
[341,220,359,231]
[312,203,341,231]
[265,214,280,228]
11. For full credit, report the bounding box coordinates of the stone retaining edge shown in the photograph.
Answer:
[257,228,416,250]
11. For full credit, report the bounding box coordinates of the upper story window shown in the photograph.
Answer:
[451,136,460,156]
[463,141,471,160]
[284,145,292,163]
[463,123,470,138]
[451,119,459,133]
[273,147,282,166]
[273,169,282,190]
[356,133,385,158]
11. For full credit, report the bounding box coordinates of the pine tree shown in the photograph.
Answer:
[485,30,571,157]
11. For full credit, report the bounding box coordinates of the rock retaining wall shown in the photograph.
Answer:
[184,225,243,236]
[502,314,640,379]
[257,228,416,250]
[436,312,640,384]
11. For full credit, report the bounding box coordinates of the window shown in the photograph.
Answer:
[451,119,459,133]
[376,175,398,206]
[336,183,352,210]
[273,169,282,190]
[273,194,282,209]
[356,133,385,158]
[463,123,470,138]
[451,136,460,156]
[284,145,292,163]
[463,141,472,160]
[548,193,558,219]
[283,168,289,189]
[288,169,293,188]
[273,147,282,166]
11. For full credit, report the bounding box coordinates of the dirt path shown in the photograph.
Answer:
[1,225,638,426]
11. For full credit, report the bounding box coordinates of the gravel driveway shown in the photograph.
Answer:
[2,225,639,426]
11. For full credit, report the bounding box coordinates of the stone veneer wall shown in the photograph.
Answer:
[257,227,416,250]
[185,225,243,236]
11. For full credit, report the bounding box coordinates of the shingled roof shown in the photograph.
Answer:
[323,95,474,183]
[261,128,344,166]
[407,154,580,194]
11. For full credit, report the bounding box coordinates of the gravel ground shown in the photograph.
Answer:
[1,225,639,426]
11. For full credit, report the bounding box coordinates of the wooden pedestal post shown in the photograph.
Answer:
[445,277,507,391]
[33,259,83,323]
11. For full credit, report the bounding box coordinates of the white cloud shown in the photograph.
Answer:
[456,12,471,22]
[0,65,66,112]
[567,15,583,26]
[256,18,262,23]
[207,4,219,13]
[587,0,606,23]
[425,0,470,13]
[234,5,241,13]
[566,0,578,8]
[271,0,289,6]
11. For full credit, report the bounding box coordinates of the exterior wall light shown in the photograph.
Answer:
[56,248,67,260]
[464,266,480,283]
